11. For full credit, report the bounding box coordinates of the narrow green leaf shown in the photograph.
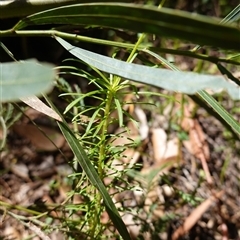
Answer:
[85,107,101,133]
[0,60,55,102]
[192,4,240,51]
[56,37,240,100]
[217,63,240,86]
[43,94,131,239]
[114,98,124,127]
[92,120,105,138]
[57,121,131,240]
[145,49,240,135]
[221,4,240,24]
[197,90,240,135]
[62,90,100,114]
[14,3,240,50]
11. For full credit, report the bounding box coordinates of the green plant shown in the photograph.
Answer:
[56,63,141,239]
[0,1,240,239]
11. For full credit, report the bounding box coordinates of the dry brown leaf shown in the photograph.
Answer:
[122,213,141,238]
[21,95,62,122]
[188,119,210,161]
[3,227,21,240]
[24,107,43,122]
[24,106,98,126]
[172,190,224,240]
[140,128,181,214]
[134,107,149,140]
[182,104,209,160]
[144,187,165,220]
[13,123,65,151]
[123,92,136,114]
[152,128,167,162]
[10,163,30,181]
[151,128,181,169]
[182,107,212,184]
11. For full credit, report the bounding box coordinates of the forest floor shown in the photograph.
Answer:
[0,78,239,239]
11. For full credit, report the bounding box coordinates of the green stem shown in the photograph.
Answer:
[127,33,146,62]
[90,89,114,238]
[0,29,239,65]
[90,22,149,237]
[0,200,44,216]
[98,92,113,179]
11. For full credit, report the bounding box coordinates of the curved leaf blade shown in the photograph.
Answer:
[143,49,240,135]
[0,60,55,102]
[197,90,240,135]
[43,94,131,239]
[56,37,240,100]
[57,121,131,240]
[221,4,240,24]
[14,3,240,51]
[0,0,130,19]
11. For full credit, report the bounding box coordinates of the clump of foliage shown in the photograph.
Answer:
[0,1,239,239]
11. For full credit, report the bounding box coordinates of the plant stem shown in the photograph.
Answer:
[0,201,44,216]
[98,92,113,179]
[90,88,114,238]
[127,33,146,62]
[89,24,149,237]
[0,29,239,65]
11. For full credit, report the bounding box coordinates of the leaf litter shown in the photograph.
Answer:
[1,39,240,240]
[1,88,240,239]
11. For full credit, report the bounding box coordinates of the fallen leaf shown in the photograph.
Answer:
[186,119,210,161]
[21,95,62,122]
[134,107,149,140]
[122,213,141,238]
[151,128,167,162]
[3,227,21,240]
[10,163,30,181]
[13,123,65,151]
[172,190,224,240]
[182,104,212,184]
[151,128,180,169]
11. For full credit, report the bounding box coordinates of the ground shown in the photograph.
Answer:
[0,1,239,239]
[0,83,239,239]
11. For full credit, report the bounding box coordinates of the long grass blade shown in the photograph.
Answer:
[13,3,240,51]
[43,96,131,240]
[58,122,131,239]
[221,4,240,24]
[145,50,240,135]
[197,90,240,135]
